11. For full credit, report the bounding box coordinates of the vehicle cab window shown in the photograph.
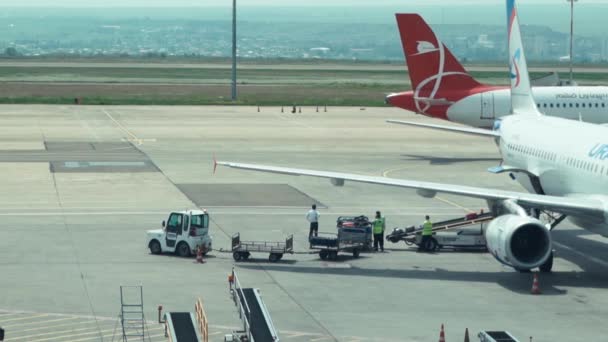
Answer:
[167,213,183,235]
[190,213,210,236]
[183,215,190,233]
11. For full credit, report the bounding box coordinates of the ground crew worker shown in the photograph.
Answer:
[419,215,433,252]
[373,211,385,252]
[306,204,320,239]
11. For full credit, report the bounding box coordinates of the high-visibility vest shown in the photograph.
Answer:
[422,220,433,236]
[373,217,385,234]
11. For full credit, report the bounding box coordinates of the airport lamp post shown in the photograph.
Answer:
[231,0,237,101]
[567,0,578,85]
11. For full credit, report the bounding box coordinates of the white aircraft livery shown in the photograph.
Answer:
[385,13,608,128]
[216,0,608,274]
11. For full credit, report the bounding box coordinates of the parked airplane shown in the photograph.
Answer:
[386,13,608,128]
[217,0,608,273]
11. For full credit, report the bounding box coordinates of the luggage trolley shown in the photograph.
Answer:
[231,233,294,262]
[309,229,367,260]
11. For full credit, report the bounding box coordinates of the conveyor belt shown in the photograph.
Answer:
[240,288,274,342]
[167,312,198,342]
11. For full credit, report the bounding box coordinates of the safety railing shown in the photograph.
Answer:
[194,298,209,342]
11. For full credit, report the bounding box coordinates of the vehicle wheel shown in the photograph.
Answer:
[353,249,360,258]
[425,238,438,251]
[320,251,328,260]
[242,252,250,261]
[404,239,414,246]
[329,251,338,261]
[269,253,280,262]
[277,254,283,260]
[176,242,191,257]
[233,252,242,261]
[149,240,161,255]
[539,252,553,273]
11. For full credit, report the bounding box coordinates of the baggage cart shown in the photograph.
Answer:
[231,233,293,262]
[309,229,366,260]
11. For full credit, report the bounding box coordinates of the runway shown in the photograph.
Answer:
[0,104,607,341]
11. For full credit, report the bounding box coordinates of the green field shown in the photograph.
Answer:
[0,59,606,106]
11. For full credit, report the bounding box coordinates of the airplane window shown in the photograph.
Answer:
[563,103,566,108]
[603,103,606,108]
[543,103,547,108]
[556,104,560,108]
[595,103,599,108]
[569,103,573,108]
[582,103,586,108]
[589,103,593,108]
[576,103,580,108]
[550,103,554,108]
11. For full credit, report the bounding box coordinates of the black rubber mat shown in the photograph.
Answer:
[169,312,198,342]
[177,183,325,207]
[241,288,274,342]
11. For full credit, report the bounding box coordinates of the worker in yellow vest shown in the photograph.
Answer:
[419,215,433,252]
[373,211,385,252]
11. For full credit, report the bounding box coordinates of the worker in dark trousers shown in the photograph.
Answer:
[306,204,320,239]
[373,211,385,252]
[419,215,433,252]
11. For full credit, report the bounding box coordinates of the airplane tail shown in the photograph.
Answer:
[395,14,483,99]
[507,0,541,115]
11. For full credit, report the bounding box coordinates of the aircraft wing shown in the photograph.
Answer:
[216,160,606,219]
[387,120,500,138]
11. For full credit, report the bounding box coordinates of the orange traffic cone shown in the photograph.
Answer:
[531,273,541,294]
[195,245,205,264]
[439,324,446,342]
[464,328,470,342]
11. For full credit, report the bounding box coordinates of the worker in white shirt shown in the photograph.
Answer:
[306,204,320,239]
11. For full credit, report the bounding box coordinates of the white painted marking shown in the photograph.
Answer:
[13,324,101,340]
[322,263,352,269]
[0,313,48,323]
[8,319,98,334]
[554,241,608,269]
[26,327,114,342]
[3,316,78,328]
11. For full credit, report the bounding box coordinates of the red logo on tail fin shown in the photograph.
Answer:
[395,14,485,116]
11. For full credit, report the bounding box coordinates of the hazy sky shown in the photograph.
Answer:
[0,0,606,6]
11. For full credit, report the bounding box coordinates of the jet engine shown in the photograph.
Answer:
[485,214,552,271]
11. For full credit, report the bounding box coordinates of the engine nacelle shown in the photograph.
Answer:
[485,214,552,270]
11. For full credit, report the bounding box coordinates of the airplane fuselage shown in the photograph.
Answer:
[499,114,608,236]
[389,86,608,128]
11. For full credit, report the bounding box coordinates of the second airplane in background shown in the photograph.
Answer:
[386,13,608,128]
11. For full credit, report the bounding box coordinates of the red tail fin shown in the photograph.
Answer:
[395,14,483,110]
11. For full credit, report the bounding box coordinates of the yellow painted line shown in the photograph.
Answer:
[9,319,98,333]
[26,327,114,342]
[103,109,138,141]
[103,109,154,145]
[3,316,79,328]
[434,195,475,213]
[0,313,48,323]
[381,166,414,177]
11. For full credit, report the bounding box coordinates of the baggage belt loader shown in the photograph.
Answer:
[386,211,493,251]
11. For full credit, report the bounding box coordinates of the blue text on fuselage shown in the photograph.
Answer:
[588,143,608,160]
